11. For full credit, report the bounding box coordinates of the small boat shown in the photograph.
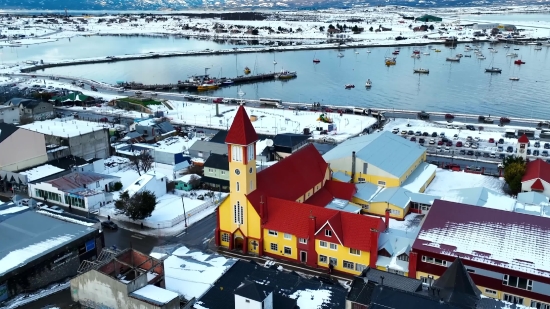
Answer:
[392,51,400,55]
[464,55,472,57]
[485,67,502,73]
[509,77,520,81]
[514,48,520,50]
[345,84,355,89]
[365,79,372,87]
[504,45,510,48]
[385,57,396,65]
[446,57,460,62]
[411,54,420,58]
[275,70,297,79]
[535,46,542,50]
[355,51,360,54]
[366,50,371,53]
[435,49,441,52]
[506,53,518,57]
[456,53,463,58]
[313,58,321,63]
[337,53,344,58]
[273,60,277,64]
[222,80,234,85]
[414,68,430,74]
[244,67,251,74]
[478,55,486,60]
[514,60,525,65]
[413,50,420,54]
[423,52,430,55]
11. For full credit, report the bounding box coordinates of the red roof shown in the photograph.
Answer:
[326,180,356,200]
[225,106,258,145]
[522,159,550,183]
[247,144,328,212]
[263,197,384,252]
[518,134,529,144]
[531,178,545,191]
[306,187,334,207]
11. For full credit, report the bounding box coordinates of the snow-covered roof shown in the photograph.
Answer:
[401,162,437,193]
[176,173,201,183]
[377,214,423,272]
[19,164,64,182]
[414,200,550,278]
[332,171,351,182]
[130,285,179,306]
[442,187,517,212]
[20,119,108,138]
[133,136,198,154]
[324,198,361,213]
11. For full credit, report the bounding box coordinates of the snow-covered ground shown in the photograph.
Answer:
[425,168,505,197]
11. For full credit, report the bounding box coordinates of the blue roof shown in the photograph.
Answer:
[401,162,437,193]
[517,192,549,206]
[354,182,382,202]
[0,203,30,223]
[322,131,426,178]
[332,171,351,182]
[407,192,439,205]
[370,187,412,209]
[325,199,361,213]
[443,187,517,212]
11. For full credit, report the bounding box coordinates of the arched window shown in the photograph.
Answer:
[233,201,243,224]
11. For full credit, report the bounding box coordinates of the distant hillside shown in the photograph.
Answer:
[0,0,540,11]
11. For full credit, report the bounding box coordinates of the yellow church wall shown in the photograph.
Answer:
[245,201,261,239]
[263,229,298,260]
[315,240,371,275]
[351,198,407,220]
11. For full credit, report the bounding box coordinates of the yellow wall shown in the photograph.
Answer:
[315,240,370,275]
[376,265,408,277]
[398,156,425,184]
[263,229,298,260]
[351,199,407,220]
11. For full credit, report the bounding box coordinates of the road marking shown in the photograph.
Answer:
[131,234,145,239]
[175,231,187,237]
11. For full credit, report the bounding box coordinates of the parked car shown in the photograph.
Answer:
[408,130,414,135]
[498,138,505,144]
[213,97,223,103]
[506,146,514,153]
[439,132,445,137]
[422,132,429,136]
[482,152,490,158]
[534,141,541,148]
[459,149,466,155]
[467,150,474,156]
[437,140,444,145]
[392,128,399,134]
[543,150,549,157]
[431,132,438,137]
[527,149,532,155]
[419,138,425,144]
[415,131,422,136]
[545,143,550,149]
[497,146,504,152]
[534,150,540,156]
[410,136,416,142]
[488,138,495,143]
[446,141,453,147]
[429,139,436,145]
[102,221,118,230]
[456,141,463,147]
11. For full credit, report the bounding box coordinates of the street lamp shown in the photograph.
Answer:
[181,195,188,227]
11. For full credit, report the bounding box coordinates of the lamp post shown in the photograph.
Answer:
[181,195,187,227]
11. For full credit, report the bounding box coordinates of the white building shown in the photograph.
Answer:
[521,159,550,197]
[0,105,20,124]
[28,171,120,211]
[126,171,167,198]
[234,280,274,309]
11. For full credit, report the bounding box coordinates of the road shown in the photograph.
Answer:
[160,213,217,251]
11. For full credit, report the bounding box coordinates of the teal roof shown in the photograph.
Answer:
[322,131,426,178]
[370,187,412,209]
[354,182,382,202]
[332,171,351,182]
[517,192,549,206]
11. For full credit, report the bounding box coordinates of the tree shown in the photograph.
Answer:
[251,29,259,35]
[115,190,157,220]
[503,160,526,195]
[369,26,373,32]
[319,26,325,32]
[429,24,435,30]
[188,175,201,189]
[187,164,204,176]
[113,181,123,191]
[129,151,154,176]
[328,24,335,30]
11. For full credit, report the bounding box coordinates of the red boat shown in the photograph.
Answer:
[413,50,420,54]
[313,59,321,63]
[392,51,400,55]
[514,60,525,65]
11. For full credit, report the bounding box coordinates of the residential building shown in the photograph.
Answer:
[28,171,120,211]
[322,131,435,190]
[272,133,311,159]
[4,97,54,120]
[50,91,95,106]
[20,119,110,159]
[0,105,19,124]
[71,249,181,309]
[411,200,550,306]
[202,153,229,190]
[0,210,103,301]
[115,136,192,169]
[174,174,200,191]
[126,171,167,197]
[215,106,386,276]
[135,119,175,141]
[188,140,228,160]
[0,123,48,173]
[521,159,550,197]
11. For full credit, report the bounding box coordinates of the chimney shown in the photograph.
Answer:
[384,208,390,230]
[350,151,356,183]
[380,276,385,286]
[308,211,316,237]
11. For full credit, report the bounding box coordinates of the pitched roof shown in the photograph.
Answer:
[263,197,384,252]
[413,200,550,277]
[47,171,119,191]
[234,280,274,302]
[431,258,481,308]
[246,144,328,213]
[531,178,545,191]
[225,106,258,145]
[347,277,377,305]
[273,133,310,148]
[368,286,461,309]
[362,267,423,293]
[325,180,356,200]
[518,133,529,143]
[204,153,230,170]
[0,123,19,143]
[322,131,426,178]
[522,159,550,183]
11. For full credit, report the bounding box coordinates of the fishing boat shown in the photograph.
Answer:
[337,53,344,58]
[413,50,420,54]
[514,59,525,65]
[313,58,321,63]
[446,57,460,62]
[244,67,251,74]
[365,79,372,88]
[414,68,430,74]
[345,84,355,89]
[435,49,441,52]
[275,70,297,79]
[423,52,430,55]
[411,54,420,58]
[385,57,396,65]
[509,77,520,81]
[485,67,502,73]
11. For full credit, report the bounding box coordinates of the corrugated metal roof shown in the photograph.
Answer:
[188,140,228,154]
[442,187,517,212]
[517,191,549,206]
[47,171,119,191]
[322,131,426,178]
[407,192,439,205]
[332,171,351,182]
[354,182,382,202]
[370,187,412,209]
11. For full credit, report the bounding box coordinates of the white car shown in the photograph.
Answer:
[446,124,453,129]
[444,147,451,152]
[429,139,436,145]
[464,142,471,148]
[200,97,209,102]
[453,125,461,129]
[474,137,480,142]
[392,128,399,134]
[471,144,478,149]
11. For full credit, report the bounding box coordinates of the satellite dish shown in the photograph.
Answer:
[182,146,187,151]
[266,139,274,147]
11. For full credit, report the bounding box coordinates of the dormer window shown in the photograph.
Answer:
[325,230,332,237]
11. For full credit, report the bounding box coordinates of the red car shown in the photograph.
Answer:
[437,140,444,145]
[213,98,223,103]
[488,138,495,143]
[445,113,455,119]
[456,141,463,147]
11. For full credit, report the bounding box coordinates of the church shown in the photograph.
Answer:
[215,106,387,275]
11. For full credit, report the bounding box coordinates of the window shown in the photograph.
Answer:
[397,253,409,261]
[362,163,368,174]
[220,171,225,175]
[531,301,550,309]
[284,247,292,255]
[236,182,240,192]
[233,202,243,224]
[319,255,328,263]
[503,274,533,291]
[247,144,254,161]
[231,145,242,162]
[284,233,292,240]
[329,243,338,250]
[320,241,327,248]
[503,294,524,305]
[358,177,366,183]
[325,230,332,237]
[485,289,497,296]
[343,260,354,270]
[378,180,386,186]
[250,180,253,191]
[350,248,360,256]
[299,238,308,244]
[270,243,278,251]
[422,256,448,266]
[208,168,213,172]
[96,181,100,188]
[221,233,230,243]
[355,263,367,272]
[329,257,338,266]
[389,209,400,215]
[389,269,405,276]
[359,204,369,210]
[268,230,278,236]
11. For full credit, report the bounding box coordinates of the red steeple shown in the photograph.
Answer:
[518,134,529,144]
[225,105,258,145]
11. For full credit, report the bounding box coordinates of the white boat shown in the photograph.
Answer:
[423,52,430,55]
[337,53,344,57]
[414,68,430,74]
[355,51,360,54]
[456,54,463,58]
[527,42,538,45]
[535,46,542,50]
[446,57,460,62]
[365,79,372,87]
[411,54,420,58]
[478,55,486,59]
[509,77,520,81]
[506,53,518,57]
[490,49,498,53]
[485,67,502,73]
[366,50,371,53]
[504,45,510,48]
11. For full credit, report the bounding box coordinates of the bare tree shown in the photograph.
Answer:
[128,151,154,176]
[19,115,34,125]
[188,175,201,189]
[129,153,142,176]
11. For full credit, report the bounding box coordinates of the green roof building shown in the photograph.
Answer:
[416,14,442,22]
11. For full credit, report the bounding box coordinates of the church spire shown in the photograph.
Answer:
[225,105,259,146]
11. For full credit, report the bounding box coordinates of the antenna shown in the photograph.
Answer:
[265,139,274,147]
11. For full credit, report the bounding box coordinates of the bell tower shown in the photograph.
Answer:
[517,134,529,160]
[225,106,259,236]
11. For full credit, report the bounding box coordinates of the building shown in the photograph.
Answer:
[271,133,311,159]
[202,153,230,190]
[115,136,192,169]
[71,249,181,309]
[51,91,95,106]
[188,140,228,160]
[174,174,200,191]
[4,98,54,121]
[28,171,120,211]
[473,23,517,31]
[215,106,387,276]
[322,131,433,189]
[0,210,103,301]
[411,199,550,307]
[0,123,48,173]
[521,159,550,197]
[135,119,175,141]
[126,171,167,197]
[20,119,110,159]
[415,14,442,22]
[0,105,19,124]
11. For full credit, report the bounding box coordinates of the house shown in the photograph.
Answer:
[410,199,550,307]
[135,119,175,141]
[126,171,167,198]
[0,105,20,124]
[0,123,48,174]
[202,153,229,191]
[521,159,550,197]
[71,249,181,309]
[4,97,54,120]
[322,131,433,189]
[272,133,310,159]
[28,171,121,211]
[215,106,387,276]
[174,174,200,191]
[188,140,228,160]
